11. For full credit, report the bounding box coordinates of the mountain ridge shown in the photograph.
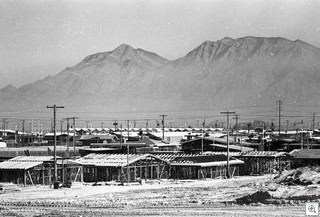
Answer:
[1,36,320,119]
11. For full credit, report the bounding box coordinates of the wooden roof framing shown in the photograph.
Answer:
[74,153,169,167]
[0,156,55,170]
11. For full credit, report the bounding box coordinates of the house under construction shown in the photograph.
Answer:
[74,153,170,183]
[170,154,244,179]
[0,156,83,186]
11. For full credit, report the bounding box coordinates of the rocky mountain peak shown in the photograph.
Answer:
[111,44,137,57]
[218,37,235,46]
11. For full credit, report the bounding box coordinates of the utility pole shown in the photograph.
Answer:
[47,105,64,189]
[146,119,149,133]
[65,117,79,159]
[2,118,6,138]
[28,122,32,144]
[60,120,64,148]
[61,118,70,157]
[120,123,123,148]
[214,120,219,128]
[21,119,25,145]
[277,100,282,139]
[233,115,239,142]
[311,113,316,148]
[233,115,240,147]
[221,111,236,179]
[72,117,79,159]
[271,119,274,131]
[312,113,316,132]
[159,114,167,141]
[201,119,205,155]
[113,120,118,131]
[233,114,239,135]
[127,120,130,186]
[86,121,89,129]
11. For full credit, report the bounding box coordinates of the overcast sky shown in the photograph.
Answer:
[1,0,320,89]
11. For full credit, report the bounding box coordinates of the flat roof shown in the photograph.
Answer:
[289,149,320,159]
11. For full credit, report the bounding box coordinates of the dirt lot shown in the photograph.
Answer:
[0,175,317,217]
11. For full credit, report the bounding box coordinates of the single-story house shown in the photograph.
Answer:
[0,156,83,186]
[79,134,116,146]
[181,137,253,154]
[288,149,320,167]
[170,154,244,179]
[237,151,289,175]
[0,156,55,186]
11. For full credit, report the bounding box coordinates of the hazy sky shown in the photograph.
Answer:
[1,0,320,89]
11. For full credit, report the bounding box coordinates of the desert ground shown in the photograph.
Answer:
[1,167,319,217]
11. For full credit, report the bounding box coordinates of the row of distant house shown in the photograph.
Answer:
[0,127,225,136]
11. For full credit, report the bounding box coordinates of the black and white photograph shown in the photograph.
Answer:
[0,0,320,216]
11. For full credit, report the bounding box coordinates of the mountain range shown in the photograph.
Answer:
[1,36,320,121]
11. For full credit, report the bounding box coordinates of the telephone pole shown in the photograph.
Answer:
[201,119,205,155]
[47,105,64,188]
[21,119,25,145]
[312,113,316,132]
[159,114,167,140]
[146,119,149,133]
[63,117,70,157]
[277,100,282,138]
[233,114,240,147]
[127,120,130,186]
[2,118,6,138]
[233,114,239,134]
[65,117,79,159]
[120,123,123,148]
[113,120,118,131]
[311,113,316,147]
[72,117,79,159]
[221,111,236,179]
[60,120,64,148]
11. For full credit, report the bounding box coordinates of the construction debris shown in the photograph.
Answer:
[234,166,320,205]
[275,166,320,185]
[236,190,272,204]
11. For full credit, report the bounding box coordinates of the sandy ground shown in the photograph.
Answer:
[0,175,317,216]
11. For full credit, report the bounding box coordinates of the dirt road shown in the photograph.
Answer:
[0,176,311,216]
